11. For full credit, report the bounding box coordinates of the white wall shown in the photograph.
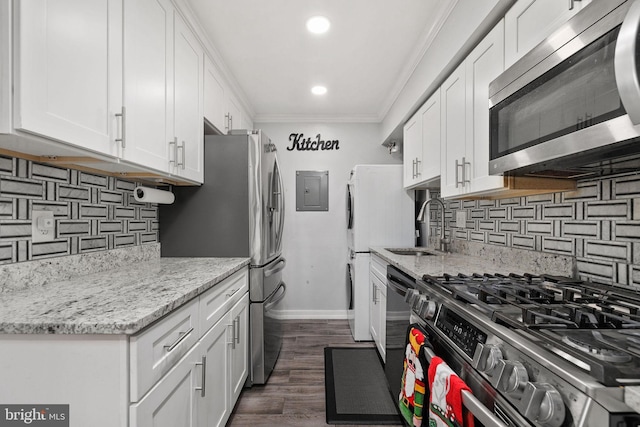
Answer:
[255,122,400,317]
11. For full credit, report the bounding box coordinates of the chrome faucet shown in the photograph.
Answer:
[417,198,449,252]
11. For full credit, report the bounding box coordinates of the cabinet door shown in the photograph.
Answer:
[505,0,592,68]
[130,344,199,427]
[204,56,227,133]
[173,13,203,183]
[198,312,232,427]
[229,294,249,403]
[440,64,466,198]
[122,0,173,172]
[369,275,380,345]
[465,20,506,195]
[402,111,421,188]
[14,0,121,157]
[419,88,441,184]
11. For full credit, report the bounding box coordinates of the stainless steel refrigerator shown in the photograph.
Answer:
[160,129,286,385]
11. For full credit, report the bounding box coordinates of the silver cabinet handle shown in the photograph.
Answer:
[178,141,185,170]
[615,0,640,124]
[195,355,206,397]
[115,107,126,148]
[169,137,177,167]
[230,320,237,350]
[415,158,421,177]
[455,159,461,188]
[462,156,471,185]
[234,316,240,344]
[226,288,240,298]
[568,0,581,10]
[163,327,194,352]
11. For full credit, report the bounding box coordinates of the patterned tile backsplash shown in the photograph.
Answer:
[0,156,158,264]
[428,173,640,288]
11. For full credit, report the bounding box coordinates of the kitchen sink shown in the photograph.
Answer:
[385,248,435,256]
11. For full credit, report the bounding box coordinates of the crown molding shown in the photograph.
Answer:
[377,0,459,120]
[254,113,382,124]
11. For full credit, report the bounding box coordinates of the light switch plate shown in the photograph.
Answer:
[456,211,466,228]
[32,210,55,242]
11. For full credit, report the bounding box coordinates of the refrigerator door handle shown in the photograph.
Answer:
[275,156,285,252]
[265,258,286,277]
[264,282,286,311]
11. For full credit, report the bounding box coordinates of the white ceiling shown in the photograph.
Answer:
[185,0,453,123]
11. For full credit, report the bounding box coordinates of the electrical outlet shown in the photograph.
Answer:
[32,210,55,243]
[456,211,466,228]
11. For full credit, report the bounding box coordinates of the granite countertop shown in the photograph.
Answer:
[0,257,250,335]
[371,243,575,280]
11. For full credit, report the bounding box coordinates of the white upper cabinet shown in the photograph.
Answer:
[204,55,227,133]
[403,110,421,188]
[227,94,245,132]
[403,88,440,189]
[505,0,592,68]
[122,0,174,173]
[13,0,122,157]
[441,21,505,199]
[440,63,467,198]
[173,13,204,182]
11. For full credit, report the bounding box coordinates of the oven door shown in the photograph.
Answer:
[489,0,640,176]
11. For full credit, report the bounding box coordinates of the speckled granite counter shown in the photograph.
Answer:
[0,257,249,335]
[372,241,575,280]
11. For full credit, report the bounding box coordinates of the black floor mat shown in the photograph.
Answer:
[324,347,402,425]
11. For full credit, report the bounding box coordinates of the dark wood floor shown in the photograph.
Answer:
[228,319,402,427]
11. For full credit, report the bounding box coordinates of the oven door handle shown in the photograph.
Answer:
[423,346,508,427]
[615,0,640,125]
[386,276,411,297]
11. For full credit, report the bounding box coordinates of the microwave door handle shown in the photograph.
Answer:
[422,346,508,427]
[615,0,640,125]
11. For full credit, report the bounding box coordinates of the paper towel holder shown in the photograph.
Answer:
[133,185,175,204]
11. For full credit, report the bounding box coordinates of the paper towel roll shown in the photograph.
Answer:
[133,186,175,204]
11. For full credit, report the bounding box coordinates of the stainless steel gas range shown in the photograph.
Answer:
[401,266,640,426]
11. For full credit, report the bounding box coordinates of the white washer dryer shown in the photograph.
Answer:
[345,164,414,341]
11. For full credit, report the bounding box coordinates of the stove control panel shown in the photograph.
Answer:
[472,343,565,427]
[435,307,487,358]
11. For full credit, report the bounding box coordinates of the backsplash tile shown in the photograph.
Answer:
[429,174,640,287]
[0,155,159,265]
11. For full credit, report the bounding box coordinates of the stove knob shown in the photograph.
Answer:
[519,382,565,427]
[420,300,437,320]
[415,295,428,312]
[497,360,529,398]
[472,343,503,374]
[404,288,419,304]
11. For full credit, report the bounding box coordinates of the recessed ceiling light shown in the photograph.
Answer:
[311,86,327,95]
[306,16,330,34]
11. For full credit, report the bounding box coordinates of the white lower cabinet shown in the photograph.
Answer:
[133,293,249,427]
[199,294,249,427]
[130,344,200,427]
[369,254,387,361]
[0,267,249,427]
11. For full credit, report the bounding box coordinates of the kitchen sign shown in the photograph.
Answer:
[286,133,340,151]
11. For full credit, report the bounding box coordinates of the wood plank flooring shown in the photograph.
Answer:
[228,319,403,427]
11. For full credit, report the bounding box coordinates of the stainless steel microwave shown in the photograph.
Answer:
[489,0,640,178]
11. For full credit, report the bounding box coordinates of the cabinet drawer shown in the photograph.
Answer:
[199,268,248,334]
[130,298,200,402]
[370,255,387,282]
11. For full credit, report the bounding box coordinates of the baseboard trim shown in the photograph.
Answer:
[270,309,348,320]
